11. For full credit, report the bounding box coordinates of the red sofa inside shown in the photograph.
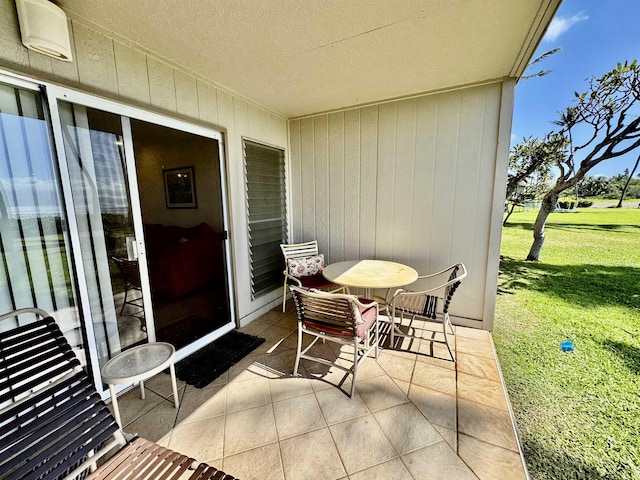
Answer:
[144,222,223,298]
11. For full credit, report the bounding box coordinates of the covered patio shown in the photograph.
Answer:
[118,303,526,480]
[0,0,560,360]
[0,2,561,478]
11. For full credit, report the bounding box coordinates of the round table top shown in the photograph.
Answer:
[101,342,175,384]
[323,260,418,290]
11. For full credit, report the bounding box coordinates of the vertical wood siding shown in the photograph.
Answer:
[0,0,509,326]
[0,1,288,322]
[288,84,504,325]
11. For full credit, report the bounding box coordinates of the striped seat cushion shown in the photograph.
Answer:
[303,298,376,340]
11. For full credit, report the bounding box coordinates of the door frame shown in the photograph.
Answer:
[44,84,236,396]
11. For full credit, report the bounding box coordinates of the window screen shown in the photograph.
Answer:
[243,139,288,299]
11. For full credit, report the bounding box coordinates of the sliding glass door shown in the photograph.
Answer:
[0,75,235,393]
[128,119,232,351]
[0,79,85,362]
[50,90,235,384]
[57,101,149,370]
[0,74,235,389]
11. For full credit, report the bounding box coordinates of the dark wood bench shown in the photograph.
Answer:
[0,308,237,480]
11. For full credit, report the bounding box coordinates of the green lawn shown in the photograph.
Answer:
[494,207,640,480]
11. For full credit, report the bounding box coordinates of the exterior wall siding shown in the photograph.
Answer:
[0,0,288,324]
[0,0,511,329]
[288,84,507,328]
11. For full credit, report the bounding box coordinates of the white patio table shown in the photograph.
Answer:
[322,259,418,301]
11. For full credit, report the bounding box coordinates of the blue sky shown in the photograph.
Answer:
[511,0,640,177]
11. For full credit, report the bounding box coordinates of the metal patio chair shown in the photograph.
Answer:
[112,256,145,331]
[387,262,467,361]
[290,286,379,398]
[280,240,344,312]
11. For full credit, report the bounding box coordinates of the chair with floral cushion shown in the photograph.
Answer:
[289,285,379,398]
[280,241,344,312]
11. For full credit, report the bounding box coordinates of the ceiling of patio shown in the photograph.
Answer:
[57,0,560,118]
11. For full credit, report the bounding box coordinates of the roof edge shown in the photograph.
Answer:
[509,0,563,79]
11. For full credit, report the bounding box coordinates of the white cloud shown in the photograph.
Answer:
[543,12,589,43]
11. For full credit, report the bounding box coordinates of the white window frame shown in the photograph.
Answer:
[242,137,288,299]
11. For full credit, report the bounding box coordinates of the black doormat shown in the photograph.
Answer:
[175,330,265,388]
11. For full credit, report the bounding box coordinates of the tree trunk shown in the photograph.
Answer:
[503,203,516,226]
[616,154,640,208]
[526,193,558,261]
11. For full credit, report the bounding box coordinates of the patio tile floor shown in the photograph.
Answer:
[114,303,528,480]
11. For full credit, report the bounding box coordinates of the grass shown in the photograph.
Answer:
[493,207,640,480]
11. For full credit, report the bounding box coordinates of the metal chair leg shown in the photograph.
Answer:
[293,327,303,375]
[282,280,288,312]
[120,286,128,315]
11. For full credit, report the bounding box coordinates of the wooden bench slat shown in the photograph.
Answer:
[86,438,197,480]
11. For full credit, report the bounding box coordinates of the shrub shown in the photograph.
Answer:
[626,185,640,199]
[557,200,577,209]
[577,200,593,208]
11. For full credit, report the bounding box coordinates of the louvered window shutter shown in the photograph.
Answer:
[243,139,288,299]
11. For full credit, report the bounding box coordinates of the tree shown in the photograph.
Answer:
[505,134,564,200]
[527,61,640,261]
[520,48,562,80]
[503,170,553,225]
[503,135,559,225]
[578,174,610,197]
[502,48,562,225]
[616,154,640,207]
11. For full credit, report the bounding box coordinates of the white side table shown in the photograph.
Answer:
[101,342,180,427]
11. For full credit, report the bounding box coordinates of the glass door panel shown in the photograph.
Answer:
[129,119,232,350]
[58,101,148,369]
[0,81,85,362]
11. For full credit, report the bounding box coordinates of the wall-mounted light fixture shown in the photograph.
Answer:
[15,0,72,62]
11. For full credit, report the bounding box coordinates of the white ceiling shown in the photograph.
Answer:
[57,0,560,118]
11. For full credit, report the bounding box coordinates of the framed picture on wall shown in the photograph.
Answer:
[163,166,197,208]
